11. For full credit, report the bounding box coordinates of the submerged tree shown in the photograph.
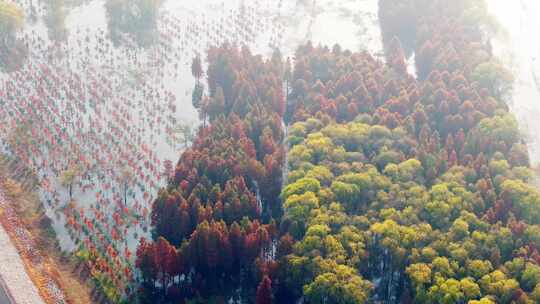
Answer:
[192,55,203,81]
[133,2,540,303]
[120,165,134,206]
[60,165,80,199]
[137,45,285,302]
[172,122,194,148]
[44,0,68,42]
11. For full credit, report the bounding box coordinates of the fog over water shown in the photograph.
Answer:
[2,0,539,261]
[1,0,382,264]
[2,0,540,302]
[487,0,540,166]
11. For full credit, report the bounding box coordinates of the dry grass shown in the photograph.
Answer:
[0,161,96,304]
[2,178,23,200]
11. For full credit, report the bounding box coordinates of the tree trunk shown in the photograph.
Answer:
[124,183,127,206]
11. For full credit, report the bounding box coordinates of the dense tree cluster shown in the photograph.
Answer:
[270,1,540,303]
[380,0,504,85]
[136,45,285,303]
[136,1,540,303]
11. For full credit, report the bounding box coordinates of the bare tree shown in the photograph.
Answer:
[173,122,195,148]
[60,165,81,199]
[120,165,134,206]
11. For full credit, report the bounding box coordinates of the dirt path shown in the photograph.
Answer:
[0,212,45,304]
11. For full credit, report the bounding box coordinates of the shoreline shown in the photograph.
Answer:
[0,210,45,304]
[0,158,95,304]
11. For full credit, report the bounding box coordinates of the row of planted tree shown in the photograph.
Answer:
[0,0,305,303]
[135,0,540,303]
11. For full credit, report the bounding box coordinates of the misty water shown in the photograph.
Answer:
[487,0,540,166]
[2,0,540,289]
[0,0,382,270]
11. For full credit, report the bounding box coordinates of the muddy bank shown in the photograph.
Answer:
[0,209,45,304]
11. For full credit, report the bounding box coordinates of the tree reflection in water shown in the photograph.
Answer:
[105,0,161,48]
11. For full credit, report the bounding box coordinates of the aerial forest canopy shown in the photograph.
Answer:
[136,45,286,302]
[136,0,540,303]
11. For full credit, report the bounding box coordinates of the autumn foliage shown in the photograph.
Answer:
[136,1,540,303]
[137,45,285,302]
[273,1,539,303]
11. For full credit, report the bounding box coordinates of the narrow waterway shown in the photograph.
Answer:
[487,0,540,166]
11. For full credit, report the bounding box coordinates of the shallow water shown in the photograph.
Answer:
[5,0,538,269]
[5,0,540,297]
[0,0,383,277]
[487,0,540,166]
